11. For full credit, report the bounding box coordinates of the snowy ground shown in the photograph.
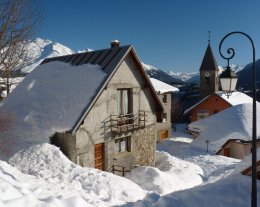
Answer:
[0,123,259,207]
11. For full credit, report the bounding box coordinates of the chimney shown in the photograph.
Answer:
[110,40,120,48]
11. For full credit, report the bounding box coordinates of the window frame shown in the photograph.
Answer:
[117,88,133,116]
[114,136,131,154]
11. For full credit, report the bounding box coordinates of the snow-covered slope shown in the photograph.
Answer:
[19,38,74,74]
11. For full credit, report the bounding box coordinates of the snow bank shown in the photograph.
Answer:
[4,143,146,207]
[126,151,203,195]
[150,78,179,94]
[0,61,107,160]
[189,103,260,152]
[133,174,260,207]
[157,139,239,184]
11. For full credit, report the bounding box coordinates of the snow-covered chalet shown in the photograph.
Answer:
[0,41,164,174]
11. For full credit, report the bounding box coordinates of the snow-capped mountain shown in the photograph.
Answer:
[166,64,245,85]
[237,59,260,91]
[19,38,74,74]
[166,71,199,82]
[8,37,253,90]
[218,64,244,74]
[142,63,183,85]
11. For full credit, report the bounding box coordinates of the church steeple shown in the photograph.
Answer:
[199,43,219,72]
[199,37,219,99]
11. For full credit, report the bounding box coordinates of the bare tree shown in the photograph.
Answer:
[0,0,41,95]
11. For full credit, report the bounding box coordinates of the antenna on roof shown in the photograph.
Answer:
[208,31,211,44]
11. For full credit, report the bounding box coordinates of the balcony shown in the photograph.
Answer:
[110,111,146,133]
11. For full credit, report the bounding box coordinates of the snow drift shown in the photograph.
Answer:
[0,143,146,207]
[126,151,202,195]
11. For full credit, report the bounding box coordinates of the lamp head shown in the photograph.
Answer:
[219,65,238,98]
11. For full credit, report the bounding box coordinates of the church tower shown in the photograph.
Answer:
[199,39,219,99]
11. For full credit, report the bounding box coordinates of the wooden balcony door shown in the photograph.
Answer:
[94,143,105,170]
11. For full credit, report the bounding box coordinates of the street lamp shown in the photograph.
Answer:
[219,65,238,98]
[219,31,257,207]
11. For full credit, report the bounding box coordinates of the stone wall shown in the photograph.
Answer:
[132,124,156,166]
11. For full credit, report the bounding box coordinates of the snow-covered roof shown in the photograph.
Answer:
[150,78,179,94]
[184,91,252,115]
[216,91,252,106]
[0,61,106,160]
[189,102,260,152]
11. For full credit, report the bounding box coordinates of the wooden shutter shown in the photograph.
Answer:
[94,143,105,170]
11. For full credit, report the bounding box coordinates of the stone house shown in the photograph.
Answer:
[46,41,164,173]
[150,78,179,141]
[216,139,260,159]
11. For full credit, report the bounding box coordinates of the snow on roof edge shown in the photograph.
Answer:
[150,78,179,94]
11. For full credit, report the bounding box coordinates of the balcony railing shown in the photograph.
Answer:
[110,111,146,133]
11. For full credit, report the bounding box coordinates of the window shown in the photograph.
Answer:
[163,113,167,122]
[115,137,131,153]
[160,130,168,140]
[117,89,132,115]
[197,110,209,120]
[163,94,167,103]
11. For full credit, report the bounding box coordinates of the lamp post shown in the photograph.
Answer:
[205,140,209,153]
[219,31,257,207]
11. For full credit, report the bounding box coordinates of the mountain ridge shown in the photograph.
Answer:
[9,38,259,89]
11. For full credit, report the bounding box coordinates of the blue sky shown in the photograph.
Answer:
[38,0,260,72]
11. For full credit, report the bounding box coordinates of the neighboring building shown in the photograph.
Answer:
[150,78,179,141]
[0,41,164,174]
[241,160,260,180]
[199,42,219,99]
[216,139,260,159]
[184,91,252,123]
